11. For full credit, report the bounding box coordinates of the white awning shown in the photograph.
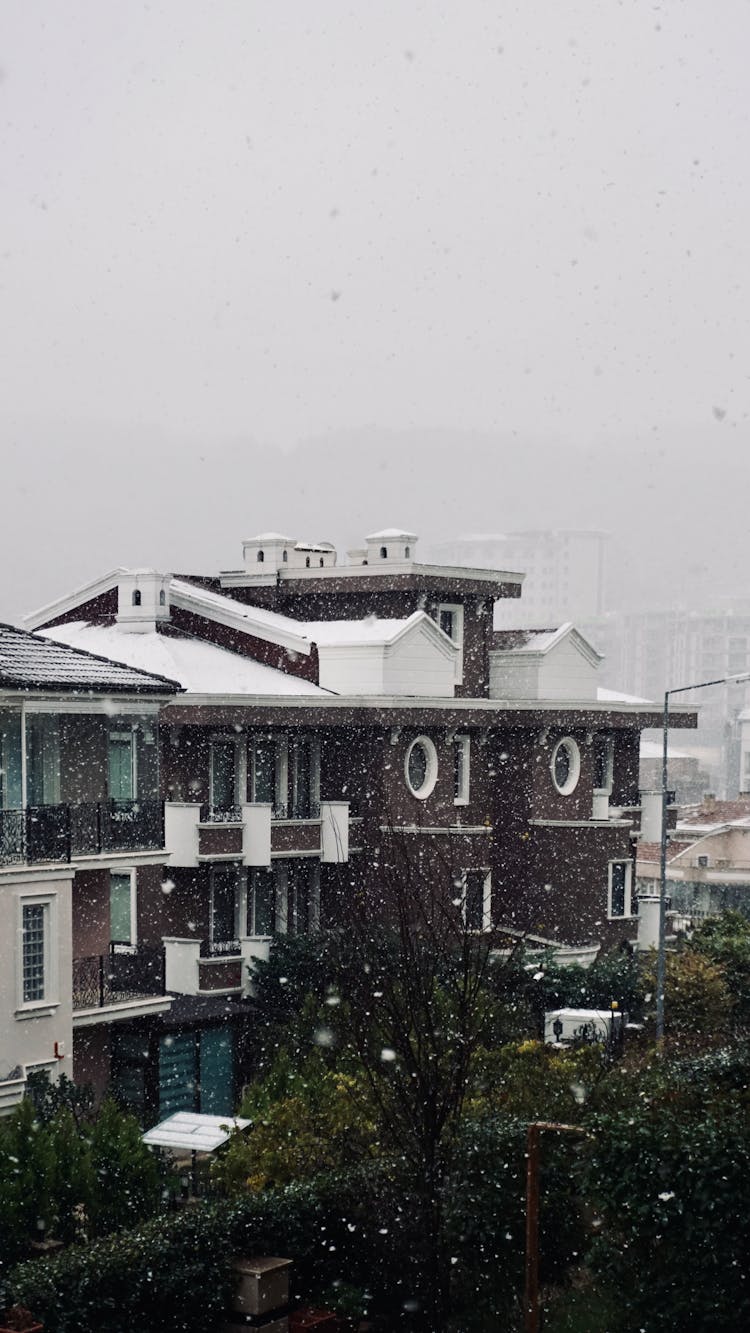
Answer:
[142,1111,249,1153]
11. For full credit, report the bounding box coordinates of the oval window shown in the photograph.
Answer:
[405,736,438,799]
[550,737,581,796]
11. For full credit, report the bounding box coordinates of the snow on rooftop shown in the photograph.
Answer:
[38,623,329,697]
[302,613,421,647]
[170,578,311,648]
[640,738,693,761]
[597,686,654,705]
[366,528,418,540]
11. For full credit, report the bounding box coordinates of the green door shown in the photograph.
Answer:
[199,1029,235,1115]
[158,1033,196,1119]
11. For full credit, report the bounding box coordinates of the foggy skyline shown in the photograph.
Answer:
[2,1,749,623]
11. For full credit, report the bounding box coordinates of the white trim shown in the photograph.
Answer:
[23,568,126,630]
[162,695,694,718]
[550,737,581,795]
[270,848,322,859]
[219,562,524,588]
[458,867,492,932]
[453,734,471,805]
[109,867,137,947]
[23,699,164,715]
[404,735,439,800]
[209,735,242,808]
[169,578,312,656]
[72,995,173,1027]
[380,824,492,835]
[529,818,633,828]
[607,859,634,919]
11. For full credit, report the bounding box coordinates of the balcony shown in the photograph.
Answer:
[165,802,272,868]
[163,936,246,996]
[0,801,165,866]
[72,945,172,1026]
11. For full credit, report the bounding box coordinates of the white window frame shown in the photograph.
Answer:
[550,737,581,796]
[209,735,245,813]
[110,868,137,951]
[16,893,58,1013]
[453,734,471,805]
[209,864,240,944]
[458,868,492,932]
[593,733,615,796]
[249,731,277,806]
[404,735,439,800]
[436,603,464,684]
[607,859,634,919]
[109,727,138,801]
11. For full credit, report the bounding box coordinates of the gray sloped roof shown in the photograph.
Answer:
[0,622,180,694]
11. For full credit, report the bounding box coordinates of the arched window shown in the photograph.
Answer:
[380,546,388,559]
[319,557,324,567]
[305,556,311,568]
[405,546,410,558]
[132,589,141,607]
[257,550,264,563]
[159,589,166,606]
[282,550,288,563]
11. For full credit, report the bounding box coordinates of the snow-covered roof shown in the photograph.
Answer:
[598,687,654,705]
[492,623,603,664]
[243,532,294,543]
[302,612,433,648]
[38,623,329,698]
[366,528,418,540]
[639,738,694,761]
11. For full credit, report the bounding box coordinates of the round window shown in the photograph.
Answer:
[404,736,438,799]
[550,737,581,796]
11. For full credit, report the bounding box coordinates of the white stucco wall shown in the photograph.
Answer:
[0,865,74,1109]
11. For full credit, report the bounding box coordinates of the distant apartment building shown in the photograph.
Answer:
[428,530,608,629]
[583,605,750,798]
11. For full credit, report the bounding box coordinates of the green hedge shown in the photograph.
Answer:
[8,1122,560,1332]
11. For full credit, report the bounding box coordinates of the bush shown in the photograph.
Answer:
[583,1092,750,1332]
[0,1090,165,1276]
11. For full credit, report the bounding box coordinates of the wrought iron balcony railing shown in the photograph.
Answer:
[0,800,165,865]
[200,938,242,958]
[199,803,244,824]
[72,944,166,1010]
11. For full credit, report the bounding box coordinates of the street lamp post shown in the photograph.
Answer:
[655,671,750,1041]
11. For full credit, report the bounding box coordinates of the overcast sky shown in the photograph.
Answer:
[2,1,749,621]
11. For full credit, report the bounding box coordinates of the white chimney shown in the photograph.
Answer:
[364,529,418,566]
[241,532,295,574]
[117,571,171,633]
